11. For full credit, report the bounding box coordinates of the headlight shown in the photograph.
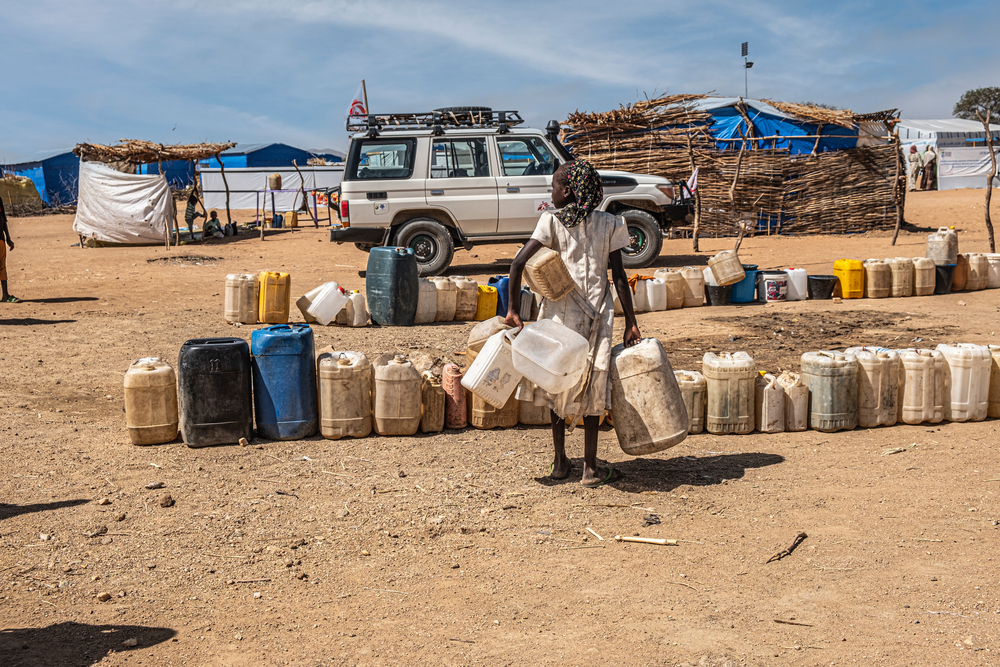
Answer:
[656,184,675,200]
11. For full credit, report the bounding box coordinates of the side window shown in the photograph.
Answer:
[430,138,490,178]
[497,137,558,177]
[345,139,416,180]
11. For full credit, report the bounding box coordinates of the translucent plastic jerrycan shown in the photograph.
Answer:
[632,277,650,313]
[783,268,808,301]
[450,276,480,320]
[926,227,958,266]
[466,317,511,364]
[863,260,891,298]
[884,258,914,298]
[912,257,935,296]
[754,373,785,434]
[462,330,521,409]
[674,370,706,435]
[511,319,589,395]
[296,284,323,324]
[429,277,457,322]
[936,343,991,422]
[609,338,688,456]
[679,267,705,307]
[800,351,858,432]
[897,349,947,425]
[306,282,349,326]
[373,355,422,436]
[776,371,808,432]
[965,253,989,291]
[225,273,259,324]
[524,247,575,302]
[989,346,1000,419]
[335,291,369,327]
[702,352,755,434]
[985,254,1000,289]
[845,347,899,428]
[421,372,446,433]
[124,357,179,445]
[518,398,551,426]
[653,269,685,309]
[317,351,372,440]
[707,249,745,287]
[646,278,667,311]
[415,278,438,325]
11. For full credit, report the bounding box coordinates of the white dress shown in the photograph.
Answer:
[516,210,631,420]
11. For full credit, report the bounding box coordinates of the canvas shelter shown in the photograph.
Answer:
[4,149,80,205]
[896,119,1000,190]
[199,165,344,211]
[198,143,341,169]
[73,162,176,245]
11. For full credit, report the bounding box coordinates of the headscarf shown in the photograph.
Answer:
[554,159,603,229]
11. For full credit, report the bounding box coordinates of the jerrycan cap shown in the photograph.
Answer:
[390,354,408,365]
[136,356,161,371]
[337,353,352,367]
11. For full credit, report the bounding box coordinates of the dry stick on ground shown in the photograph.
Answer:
[766,532,808,563]
[774,619,814,627]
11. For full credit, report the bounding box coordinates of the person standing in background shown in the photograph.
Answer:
[0,196,18,303]
[921,146,937,191]
[907,146,921,191]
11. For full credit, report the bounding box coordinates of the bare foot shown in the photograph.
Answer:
[549,456,571,480]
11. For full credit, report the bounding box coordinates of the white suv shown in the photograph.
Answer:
[331,108,684,276]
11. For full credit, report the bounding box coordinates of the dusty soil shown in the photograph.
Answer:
[1,188,999,667]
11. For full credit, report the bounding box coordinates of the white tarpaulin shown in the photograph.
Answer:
[73,161,176,244]
[897,119,1000,189]
[939,147,1000,179]
[199,166,344,211]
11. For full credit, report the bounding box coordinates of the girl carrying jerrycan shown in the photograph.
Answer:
[505,159,641,488]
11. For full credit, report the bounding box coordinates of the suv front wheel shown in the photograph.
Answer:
[393,218,455,276]
[619,209,663,269]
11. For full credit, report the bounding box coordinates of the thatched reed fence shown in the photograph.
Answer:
[563,96,903,243]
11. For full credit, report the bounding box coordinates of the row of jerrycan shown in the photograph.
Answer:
[616,268,705,314]
[224,272,294,325]
[922,227,999,289]
[832,258,939,299]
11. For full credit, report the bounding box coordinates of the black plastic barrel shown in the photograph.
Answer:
[178,337,253,447]
[366,247,419,326]
[705,284,733,306]
[934,263,956,294]
[807,275,838,300]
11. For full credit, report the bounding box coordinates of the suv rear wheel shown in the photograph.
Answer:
[393,218,455,276]
[619,209,663,269]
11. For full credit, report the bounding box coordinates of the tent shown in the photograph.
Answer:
[896,119,1000,190]
[73,162,176,245]
[199,165,344,211]
[198,143,338,169]
[4,149,80,205]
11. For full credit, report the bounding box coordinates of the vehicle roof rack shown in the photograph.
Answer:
[346,109,525,133]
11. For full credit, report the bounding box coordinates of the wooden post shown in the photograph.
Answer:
[216,153,232,230]
[260,176,267,242]
[686,131,701,252]
[292,159,319,227]
[979,109,997,253]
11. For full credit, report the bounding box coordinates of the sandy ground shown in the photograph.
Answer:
[1,188,999,667]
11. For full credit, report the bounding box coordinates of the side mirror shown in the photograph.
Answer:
[546,120,560,142]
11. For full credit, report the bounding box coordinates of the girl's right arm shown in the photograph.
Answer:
[505,239,543,330]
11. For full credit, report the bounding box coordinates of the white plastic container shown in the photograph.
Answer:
[936,343,991,422]
[784,268,808,301]
[632,278,650,313]
[702,266,718,287]
[800,351,858,432]
[317,351,372,439]
[653,269,686,309]
[295,284,322,324]
[912,257,936,296]
[609,338,688,455]
[754,373,785,434]
[306,282,349,326]
[985,253,1000,289]
[863,260,891,299]
[335,291,369,327]
[989,345,1000,418]
[897,349,947,424]
[461,330,521,409]
[884,258,914,298]
[511,319,589,395]
[524,247,575,301]
[845,347,899,427]
[702,352,755,434]
[415,278,438,325]
[674,371,706,435]
[429,277,458,322]
[451,276,479,320]
[965,253,989,291]
[225,273,260,324]
[124,357,179,446]
[707,249,745,287]
[373,355,422,436]
[776,371,808,432]
[679,267,705,308]
[926,227,959,265]
[646,278,667,311]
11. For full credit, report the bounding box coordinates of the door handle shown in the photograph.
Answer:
[430,190,444,195]
[506,187,520,193]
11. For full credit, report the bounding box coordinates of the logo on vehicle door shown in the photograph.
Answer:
[534,199,555,212]
[374,202,388,215]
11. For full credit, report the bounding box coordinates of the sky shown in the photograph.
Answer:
[1,0,998,163]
